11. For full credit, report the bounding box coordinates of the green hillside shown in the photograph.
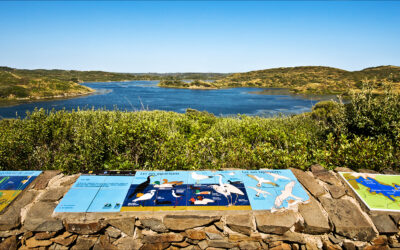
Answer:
[0,67,228,103]
[0,68,94,102]
[218,65,400,94]
[162,66,400,95]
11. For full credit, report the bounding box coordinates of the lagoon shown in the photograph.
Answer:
[0,81,333,118]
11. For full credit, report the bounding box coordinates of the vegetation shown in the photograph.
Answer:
[0,68,94,102]
[0,66,227,102]
[163,65,400,95]
[159,79,220,89]
[0,82,399,173]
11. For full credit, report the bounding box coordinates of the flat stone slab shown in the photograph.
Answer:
[23,201,63,232]
[255,210,297,235]
[290,168,326,197]
[0,190,38,230]
[298,197,330,234]
[163,215,221,231]
[226,214,253,236]
[370,214,398,234]
[320,198,376,241]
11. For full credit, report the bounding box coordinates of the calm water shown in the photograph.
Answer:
[0,81,332,118]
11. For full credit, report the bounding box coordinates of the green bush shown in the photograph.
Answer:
[0,86,399,173]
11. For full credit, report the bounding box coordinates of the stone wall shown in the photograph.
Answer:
[0,166,399,250]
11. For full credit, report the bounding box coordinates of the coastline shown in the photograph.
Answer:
[0,88,96,108]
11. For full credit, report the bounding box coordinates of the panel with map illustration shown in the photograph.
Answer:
[0,171,42,212]
[339,172,400,211]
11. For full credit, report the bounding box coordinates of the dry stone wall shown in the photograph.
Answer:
[0,166,400,250]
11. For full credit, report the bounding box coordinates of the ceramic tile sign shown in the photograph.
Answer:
[121,171,189,211]
[87,176,134,212]
[242,170,310,211]
[0,171,42,212]
[186,171,251,210]
[339,172,400,212]
[55,175,134,212]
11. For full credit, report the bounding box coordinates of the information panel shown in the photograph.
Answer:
[0,171,42,212]
[340,172,400,212]
[56,169,310,212]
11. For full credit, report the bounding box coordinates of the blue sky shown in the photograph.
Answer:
[0,1,399,73]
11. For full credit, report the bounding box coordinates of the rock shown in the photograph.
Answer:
[106,226,121,238]
[113,237,143,249]
[229,233,250,242]
[327,185,346,199]
[298,197,330,234]
[181,246,201,250]
[172,241,190,247]
[23,201,63,232]
[35,232,57,240]
[342,241,356,250]
[269,242,291,250]
[24,237,53,248]
[319,197,376,241]
[290,168,326,197]
[334,167,354,173]
[70,236,97,250]
[32,171,61,190]
[198,240,208,250]
[226,214,253,236]
[49,244,69,250]
[107,218,135,236]
[214,221,224,231]
[389,214,400,225]
[328,234,342,244]
[207,240,235,249]
[164,215,221,231]
[364,246,389,250]
[143,233,184,243]
[357,169,379,174]
[185,229,207,240]
[141,243,170,250]
[0,190,37,230]
[238,241,261,250]
[0,236,17,250]
[265,231,306,244]
[205,227,224,240]
[255,210,297,235]
[314,171,342,186]
[310,164,326,173]
[65,220,106,234]
[323,240,341,250]
[93,235,118,250]
[60,175,80,186]
[39,186,69,202]
[381,168,399,175]
[140,217,168,233]
[0,229,24,238]
[372,235,388,246]
[51,233,77,246]
[370,214,398,234]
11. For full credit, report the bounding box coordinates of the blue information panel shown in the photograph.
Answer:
[55,170,310,212]
[0,171,42,212]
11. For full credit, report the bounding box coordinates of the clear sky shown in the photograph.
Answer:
[0,1,399,73]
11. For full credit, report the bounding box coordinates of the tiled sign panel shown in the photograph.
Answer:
[340,172,400,212]
[0,171,42,212]
[55,170,310,212]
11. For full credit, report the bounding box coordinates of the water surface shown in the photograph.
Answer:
[0,81,333,118]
